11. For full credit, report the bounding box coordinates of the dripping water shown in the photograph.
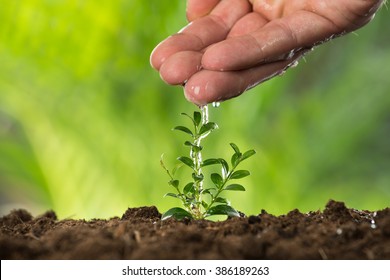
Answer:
[212,101,221,108]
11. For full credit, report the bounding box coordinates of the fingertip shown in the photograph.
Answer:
[184,84,202,106]
[150,41,166,70]
[159,59,182,85]
[184,70,236,106]
[186,0,221,22]
[159,51,203,85]
[184,79,210,106]
[186,10,197,22]
[151,33,206,72]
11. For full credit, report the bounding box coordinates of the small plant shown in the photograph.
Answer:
[161,105,256,220]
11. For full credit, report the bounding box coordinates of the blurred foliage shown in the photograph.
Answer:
[0,1,389,219]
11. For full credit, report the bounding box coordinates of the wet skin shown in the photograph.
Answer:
[150,0,384,106]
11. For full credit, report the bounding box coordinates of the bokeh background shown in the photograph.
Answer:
[0,1,389,219]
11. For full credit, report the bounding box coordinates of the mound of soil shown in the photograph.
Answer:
[0,200,389,259]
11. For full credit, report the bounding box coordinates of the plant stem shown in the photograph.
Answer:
[190,105,209,219]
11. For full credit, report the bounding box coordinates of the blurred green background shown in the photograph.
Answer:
[0,1,389,219]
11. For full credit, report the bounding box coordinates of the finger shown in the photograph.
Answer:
[159,51,203,85]
[186,0,220,22]
[209,0,251,28]
[227,12,268,38]
[184,51,306,106]
[202,11,339,71]
[150,33,204,70]
[150,0,251,70]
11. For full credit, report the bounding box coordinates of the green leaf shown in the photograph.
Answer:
[184,141,202,152]
[160,154,167,169]
[161,207,193,220]
[224,184,246,191]
[171,164,183,177]
[164,193,179,198]
[206,205,240,217]
[201,188,216,195]
[193,111,202,127]
[231,152,242,167]
[184,141,200,148]
[184,141,194,147]
[168,179,179,189]
[192,173,204,182]
[160,154,172,178]
[177,156,194,169]
[199,122,218,135]
[201,201,209,209]
[202,158,220,167]
[214,197,229,204]
[173,126,193,136]
[230,143,241,154]
[241,149,256,161]
[183,182,195,195]
[211,173,223,187]
[230,170,250,179]
[219,158,229,174]
[181,112,195,124]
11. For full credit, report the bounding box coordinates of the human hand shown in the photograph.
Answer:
[150,0,384,106]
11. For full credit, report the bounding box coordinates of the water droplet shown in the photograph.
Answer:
[212,101,220,108]
[370,212,377,229]
[370,220,377,229]
[289,60,299,68]
[286,49,295,59]
[193,86,201,95]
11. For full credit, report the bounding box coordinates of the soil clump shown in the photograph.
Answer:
[1,200,389,259]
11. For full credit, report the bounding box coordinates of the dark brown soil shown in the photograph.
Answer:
[1,200,389,259]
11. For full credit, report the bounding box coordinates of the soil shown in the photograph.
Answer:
[1,200,389,260]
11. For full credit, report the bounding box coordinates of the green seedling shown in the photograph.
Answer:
[161,105,256,220]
